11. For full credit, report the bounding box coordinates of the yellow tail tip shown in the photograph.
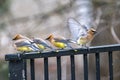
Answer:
[55,50,59,52]
[74,49,77,52]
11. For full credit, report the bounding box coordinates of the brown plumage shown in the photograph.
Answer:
[46,34,72,49]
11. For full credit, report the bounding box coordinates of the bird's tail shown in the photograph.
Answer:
[66,39,77,43]
[67,43,77,52]
[31,43,42,52]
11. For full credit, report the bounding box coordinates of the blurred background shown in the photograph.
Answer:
[0,0,120,80]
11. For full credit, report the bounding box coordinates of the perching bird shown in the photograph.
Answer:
[68,18,96,47]
[12,34,40,52]
[32,38,54,51]
[45,34,74,50]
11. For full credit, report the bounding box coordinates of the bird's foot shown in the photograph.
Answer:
[81,45,90,51]
[51,49,59,52]
[73,49,78,52]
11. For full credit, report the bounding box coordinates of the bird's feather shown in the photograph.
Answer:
[33,38,52,49]
[68,18,88,41]
[54,38,68,43]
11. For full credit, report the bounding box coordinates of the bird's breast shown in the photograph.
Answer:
[77,38,88,45]
[37,44,45,50]
[16,46,32,52]
[53,41,66,48]
[77,34,94,45]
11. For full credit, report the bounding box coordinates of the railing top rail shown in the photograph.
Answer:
[5,44,120,61]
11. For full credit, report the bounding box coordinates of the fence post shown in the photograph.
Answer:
[8,59,26,80]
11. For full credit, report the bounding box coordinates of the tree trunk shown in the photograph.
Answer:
[73,0,95,80]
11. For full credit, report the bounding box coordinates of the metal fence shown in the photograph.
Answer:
[5,44,120,80]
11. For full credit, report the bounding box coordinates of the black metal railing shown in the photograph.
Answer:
[5,44,120,80]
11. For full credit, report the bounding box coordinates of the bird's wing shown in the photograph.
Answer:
[14,40,39,51]
[77,28,87,40]
[33,38,52,49]
[14,40,31,47]
[54,38,68,43]
[68,18,88,41]
[54,38,74,49]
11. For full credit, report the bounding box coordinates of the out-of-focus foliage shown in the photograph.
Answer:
[0,0,10,15]
[0,62,8,80]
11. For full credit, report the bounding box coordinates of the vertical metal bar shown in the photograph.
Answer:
[30,59,35,80]
[9,60,26,80]
[83,54,88,80]
[23,59,27,80]
[108,51,113,80]
[70,55,75,80]
[57,56,61,80]
[44,57,49,80]
[95,53,100,80]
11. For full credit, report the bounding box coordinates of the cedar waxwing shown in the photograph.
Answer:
[45,34,74,50]
[32,38,54,51]
[68,18,96,47]
[12,34,40,52]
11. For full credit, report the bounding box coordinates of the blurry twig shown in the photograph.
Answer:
[111,27,120,43]
[110,13,120,43]
[94,8,102,29]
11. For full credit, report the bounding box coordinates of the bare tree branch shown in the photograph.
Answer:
[111,26,120,43]
[94,8,102,29]
[73,0,94,29]
[110,9,120,43]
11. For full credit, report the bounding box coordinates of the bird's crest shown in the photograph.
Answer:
[46,34,54,40]
[12,34,22,40]
[87,28,96,35]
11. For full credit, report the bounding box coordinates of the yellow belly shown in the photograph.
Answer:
[37,44,45,50]
[53,42,66,49]
[77,38,88,45]
[77,34,93,45]
[17,46,32,52]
